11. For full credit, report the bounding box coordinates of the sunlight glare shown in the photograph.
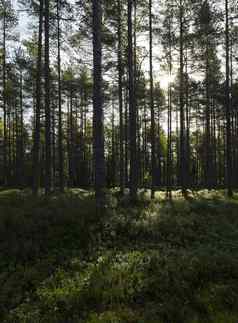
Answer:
[160,74,175,90]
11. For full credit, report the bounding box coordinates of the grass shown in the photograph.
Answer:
[0,189,238,322]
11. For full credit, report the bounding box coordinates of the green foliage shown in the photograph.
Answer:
[1,190,238,322]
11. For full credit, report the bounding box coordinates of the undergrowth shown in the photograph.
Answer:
[0,189,238,322]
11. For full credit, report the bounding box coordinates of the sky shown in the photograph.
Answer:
[12,0,31,41]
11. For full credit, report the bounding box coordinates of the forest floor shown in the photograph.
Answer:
[1,189,238,323]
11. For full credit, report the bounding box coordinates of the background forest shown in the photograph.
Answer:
[0,0,238,200]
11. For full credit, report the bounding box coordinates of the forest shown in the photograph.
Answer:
[1,0,238,322]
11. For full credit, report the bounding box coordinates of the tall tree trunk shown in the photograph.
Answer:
[149,0,156,199]
[225,0,233,197]
[179,1,186,195]
[205,41,211,189]
[125,86,129,187]
[32,0,43,195]
[2,6,7,186]
[230,33,235,187]
[69,89,74,186]
[117,0,124,194]
[52,102,56,189]
[44,0,52,195]
[57,0,64,192]
[111,98,116,187]
[7,106,11,185]
[167,15,172,199]
[143,104,147,187]
[67,97,72,186]
[185,50,190,187]
[128,0,137,202]
[176,103,179,187]
[134,0,140,189]
[92,0,106,209]
[19,69,24,188]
